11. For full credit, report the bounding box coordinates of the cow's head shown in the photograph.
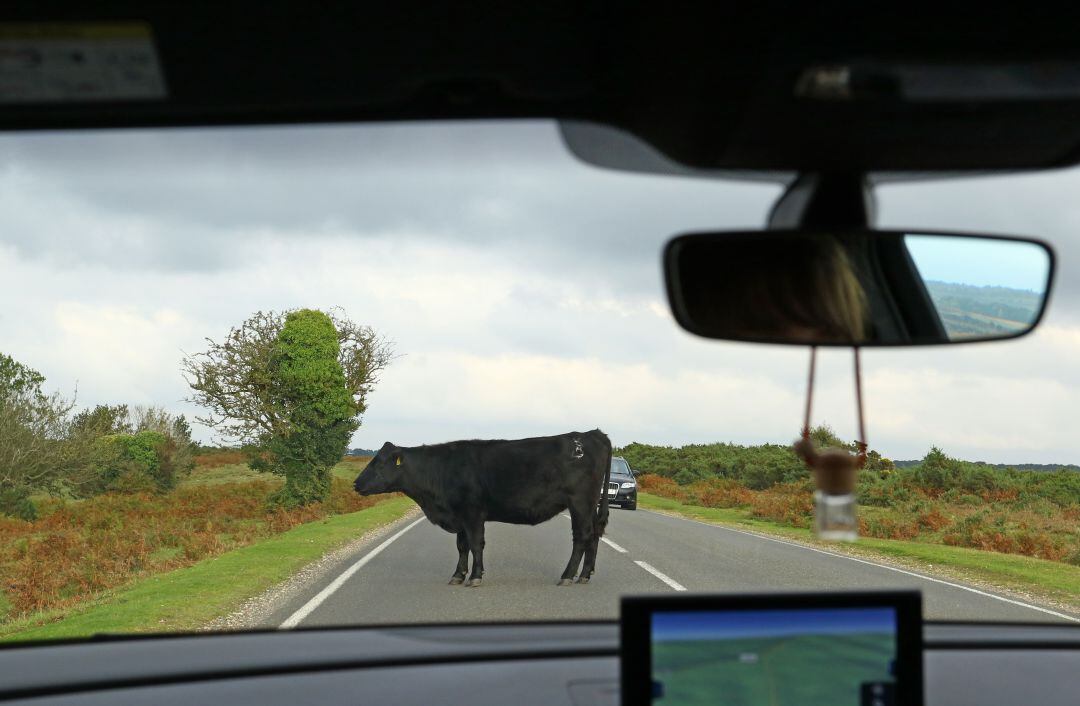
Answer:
[353,441,405,495]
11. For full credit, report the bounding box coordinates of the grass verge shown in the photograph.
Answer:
[182,455,369,487]
[640,493,1080,612]
[0,495,415,643]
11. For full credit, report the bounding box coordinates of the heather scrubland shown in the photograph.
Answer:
[620,428,1080,566]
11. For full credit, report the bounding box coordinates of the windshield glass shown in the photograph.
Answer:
[0,121,1076,642]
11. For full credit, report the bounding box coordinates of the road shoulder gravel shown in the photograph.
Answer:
[201,506,422,632]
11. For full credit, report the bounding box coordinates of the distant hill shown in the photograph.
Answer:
[346,448,376,457]
[923,280,1042,339]
[894,459,1080,472]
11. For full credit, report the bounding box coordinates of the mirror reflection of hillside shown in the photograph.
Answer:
[923,281,1043,339]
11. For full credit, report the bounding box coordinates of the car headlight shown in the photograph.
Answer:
[620,482,636,489]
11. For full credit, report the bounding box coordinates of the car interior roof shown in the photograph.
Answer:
[9,3,1080,175]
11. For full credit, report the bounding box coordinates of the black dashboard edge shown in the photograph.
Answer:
[0,620,1075,702]
[0,648,616,702]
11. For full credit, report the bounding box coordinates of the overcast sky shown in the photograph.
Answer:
[2,120,1080,464]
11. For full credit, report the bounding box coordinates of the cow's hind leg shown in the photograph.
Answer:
[579,532,601,584]
[449,531,469,585]
[464,520,485,587]
[559,501,595,586]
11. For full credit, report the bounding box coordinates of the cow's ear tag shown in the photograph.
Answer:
[395,457,402,466]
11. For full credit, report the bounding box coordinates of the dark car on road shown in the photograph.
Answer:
[608,456,638,510]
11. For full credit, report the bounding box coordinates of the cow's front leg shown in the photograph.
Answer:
[464,521,485,587]
[449,530,469,585]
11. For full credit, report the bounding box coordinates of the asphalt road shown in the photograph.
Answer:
[263,507,1079,628]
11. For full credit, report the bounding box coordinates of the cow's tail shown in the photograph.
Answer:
[596,431,612,538]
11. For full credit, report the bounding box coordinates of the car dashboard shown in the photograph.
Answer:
[0,621,1076,705]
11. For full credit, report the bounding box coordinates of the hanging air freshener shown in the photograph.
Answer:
[792,346,867,541]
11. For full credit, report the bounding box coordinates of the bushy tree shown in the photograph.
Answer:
[132,406,196,485]
[184,308,392,506]
[70,403,132,437]
[0,353,77,518]
[908,447,955,491]
[264,310,359,506]
[808,424,845,449]
[183,309,392,443]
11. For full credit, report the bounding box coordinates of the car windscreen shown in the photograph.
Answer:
[0,120,1076,644]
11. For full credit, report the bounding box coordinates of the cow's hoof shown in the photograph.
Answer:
[466,578,482,588]
[576,576,590,584]
[557,578,574,586]
[448,576,465,585]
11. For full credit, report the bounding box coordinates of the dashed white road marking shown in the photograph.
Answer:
[601,537,628,553]
[562,513,629,553]
[634,560,687,591]
[280,516,426,628]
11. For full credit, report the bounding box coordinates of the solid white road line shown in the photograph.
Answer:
[280,516,426,628]
[601,537,629,553]
[644,510,1079,623]
[634,560,688,591]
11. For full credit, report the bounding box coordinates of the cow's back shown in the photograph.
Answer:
[413,430,610,526]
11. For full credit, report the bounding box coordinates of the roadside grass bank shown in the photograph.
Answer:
[639,493,1080,612]
[637,472,1079,564]
[0,495,414,642]
[0,455,378,630]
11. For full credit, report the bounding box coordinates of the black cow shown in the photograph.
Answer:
[353,430,612,587]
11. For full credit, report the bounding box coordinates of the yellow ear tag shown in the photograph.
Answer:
[395,457,402,466]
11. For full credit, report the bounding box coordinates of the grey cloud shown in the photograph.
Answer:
[0,122,779,286]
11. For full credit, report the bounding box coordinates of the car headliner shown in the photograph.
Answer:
[7,3,1080,175]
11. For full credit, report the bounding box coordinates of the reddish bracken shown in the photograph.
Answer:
[635,474,1074,563]
[0,477,383,618]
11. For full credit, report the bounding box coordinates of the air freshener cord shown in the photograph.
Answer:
[853,347,867,467]
[800,346,867,467]
[802,346,817,438]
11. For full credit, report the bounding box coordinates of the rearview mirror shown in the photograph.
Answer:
[664,230,1054,346]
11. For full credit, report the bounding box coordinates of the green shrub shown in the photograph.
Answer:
[1028,470,1080,508]
[104,467,159,494]
[91,431,175,493]
[0,483,36,521]
[857,475,914,507]
[673,468,707,485]
[907,447,953,490]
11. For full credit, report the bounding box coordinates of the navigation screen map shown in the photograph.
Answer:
[650,607,898,706]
